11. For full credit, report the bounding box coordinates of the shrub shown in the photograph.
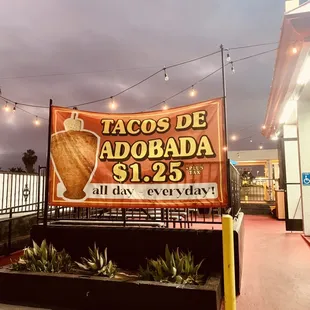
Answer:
[139,245,205,285]
[11,240,72,273]
[75,243,117,277]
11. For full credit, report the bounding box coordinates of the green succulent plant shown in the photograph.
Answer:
[11,240,72,273]
[139,245,205,285]
[75,243,117,277]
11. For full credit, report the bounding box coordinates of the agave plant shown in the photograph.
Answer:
[11,240,72,273]
[75,243,117,277]
[139,245,205,285]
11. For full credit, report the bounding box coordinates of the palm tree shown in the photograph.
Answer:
[22,149,38,173]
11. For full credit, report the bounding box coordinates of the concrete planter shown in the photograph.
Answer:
[0,268,222,310]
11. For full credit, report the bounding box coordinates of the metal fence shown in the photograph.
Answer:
[0,171,45,215]
[37,161,240,228]
[240,178,278,203]
[0,163,240,254]
[0,162,241,238]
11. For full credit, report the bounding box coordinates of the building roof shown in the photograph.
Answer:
[262,1,310,138]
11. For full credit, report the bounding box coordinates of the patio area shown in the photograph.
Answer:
[237,215,310,309]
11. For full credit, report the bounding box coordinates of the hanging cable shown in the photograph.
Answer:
[1,46,277,119]
[0,95,47,109]
[71,50,220,108]
[228,42,278,50]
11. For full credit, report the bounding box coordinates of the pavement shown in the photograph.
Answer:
[0,212,36,222]
[236,215,310,310]
[0,305,48,310]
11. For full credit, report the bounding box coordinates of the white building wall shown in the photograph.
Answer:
[297,98,310,235]
[283,125,303,220]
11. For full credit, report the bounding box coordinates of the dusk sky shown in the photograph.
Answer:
[0,0,284,170]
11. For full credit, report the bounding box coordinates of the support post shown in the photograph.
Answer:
[220,44,232,212]
[222,214,236,310]
[43,99,53,229]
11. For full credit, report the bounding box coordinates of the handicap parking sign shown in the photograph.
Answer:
[302,173,310,186]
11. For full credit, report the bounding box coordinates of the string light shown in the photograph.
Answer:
[292,47,298,54]
[3,101,10,112]
[223,146,228,151]
[162,102,168,110]
[34,116,40,126]
[110,97,116,110]
[250,138,253,143]
[0,45,277,122]
[190,86,196,97]
[262,124,266,130]
[163,67,169,81]
[259,144,263,150]
[226,52,231,62]
[231,135,237,141]
[230,62,235,73]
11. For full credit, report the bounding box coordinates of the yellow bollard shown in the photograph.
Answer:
[222,215,236,310]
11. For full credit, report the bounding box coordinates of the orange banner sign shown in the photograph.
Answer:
[48,98,228,208]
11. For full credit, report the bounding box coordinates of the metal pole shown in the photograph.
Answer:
[7,174,13,255]
[222,214,236,310]
[37,165,41,224]
[220,44,232,213]
[220,44,228,149]
[43,99,53,228]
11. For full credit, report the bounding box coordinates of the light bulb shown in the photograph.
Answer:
[162,102,168,110]
[231,135,237,141]
[231,62,235,74]
[34,116,40,126]
[250,138,253,143]
[262,124,266,130]
[164,68,169,81]
[226,52,231,62]
[110,97,117,110]
[292,47,298,54]
[259,144,263,150]
[3,102,10,112]
[223,146,228,151]
[190,86,196,97]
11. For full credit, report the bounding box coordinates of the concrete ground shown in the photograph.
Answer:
[0,305,47,310]
[0,212,36,222]
[236,215,310,310]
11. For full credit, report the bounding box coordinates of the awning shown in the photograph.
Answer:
[262,1,310,138]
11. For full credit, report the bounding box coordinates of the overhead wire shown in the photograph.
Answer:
[228,42,278,50]
[145,47,277,111]
[1,44,278,123]
[71,50,220,108]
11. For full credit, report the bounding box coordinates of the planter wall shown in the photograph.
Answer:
[0,214,36,255]
[0,269,222,310]
[31,212,244,294]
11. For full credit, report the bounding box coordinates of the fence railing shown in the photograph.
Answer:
[240,178,278,203]
[0,171,44,215]
[1,163,241,254]
[37,161,240,227]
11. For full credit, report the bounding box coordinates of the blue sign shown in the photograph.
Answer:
[302,173,310,186]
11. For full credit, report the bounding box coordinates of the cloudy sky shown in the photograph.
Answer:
[0,0,284,170]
